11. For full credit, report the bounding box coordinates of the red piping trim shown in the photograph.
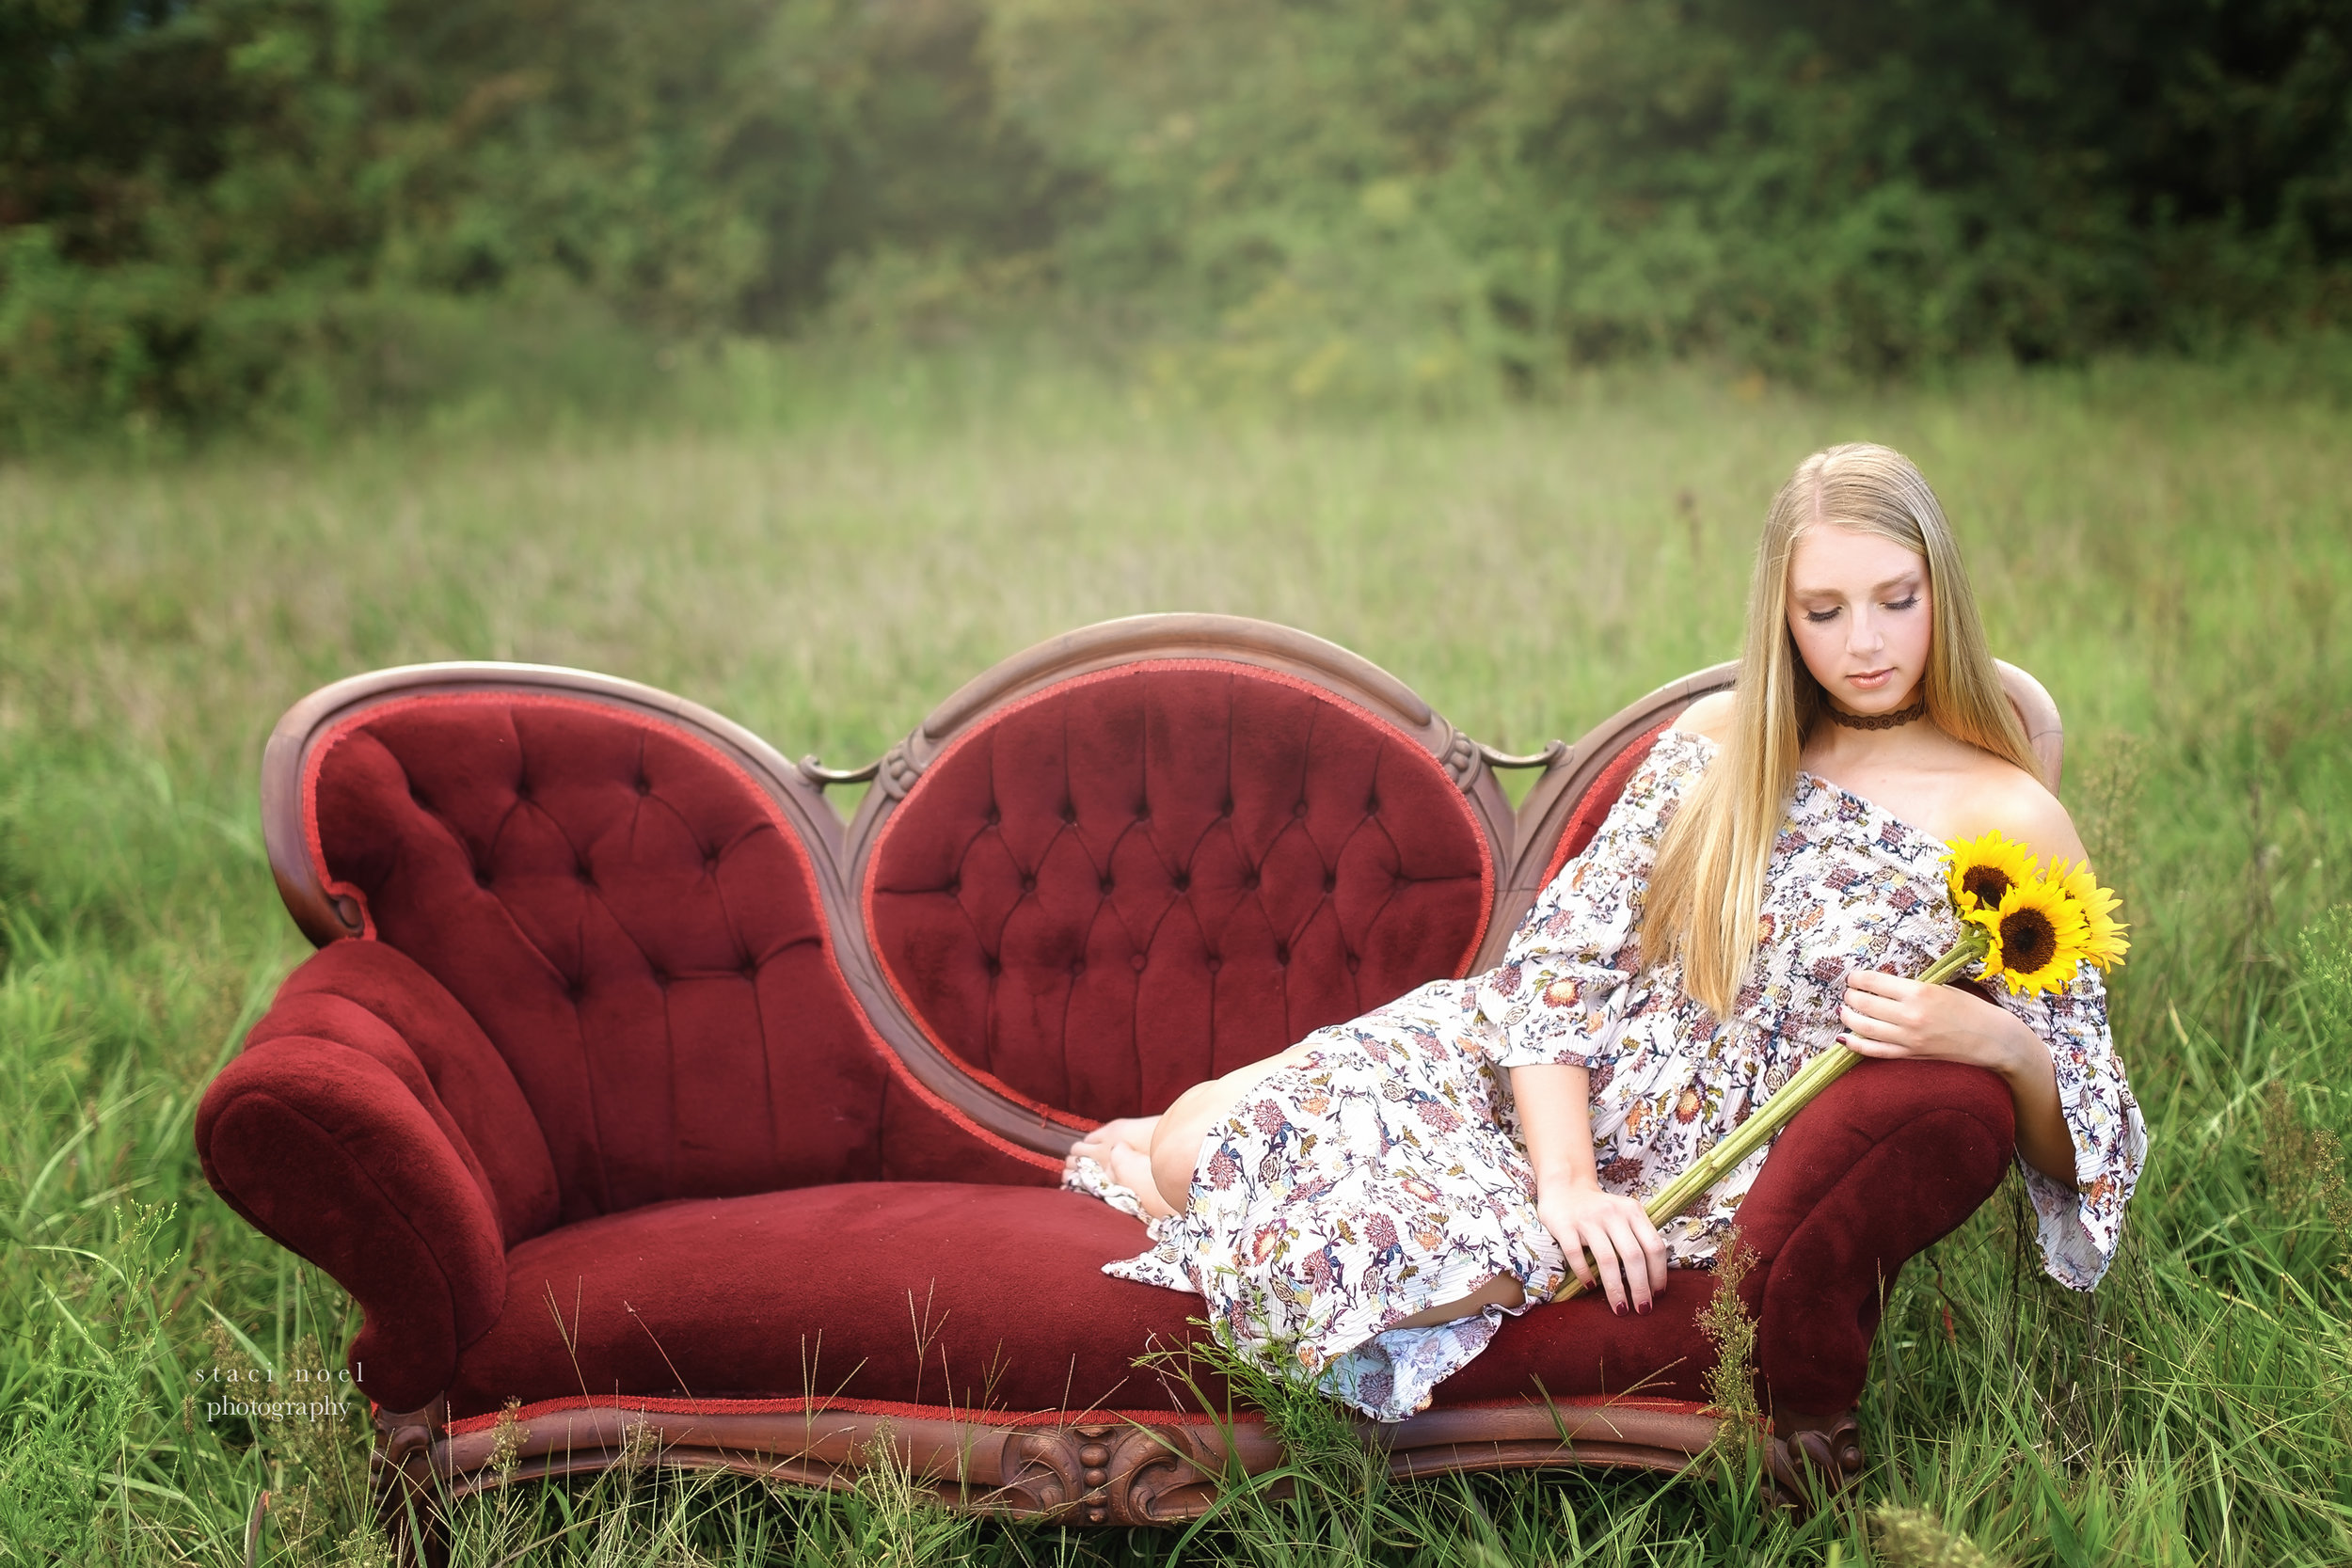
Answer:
[862,658,1499,1128]
[299,689,1060,1174]
[444,1388,1710,1435]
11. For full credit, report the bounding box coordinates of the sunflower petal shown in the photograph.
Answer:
[1946,831,2042,916]
[1979,872,2090,995]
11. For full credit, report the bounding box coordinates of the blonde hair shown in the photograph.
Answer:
[1639,442,2041,1017]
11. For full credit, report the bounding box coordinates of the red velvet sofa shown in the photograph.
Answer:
[195,615,2064,1524]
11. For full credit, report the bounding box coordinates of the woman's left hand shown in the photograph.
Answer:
[1836,970,2036,1078]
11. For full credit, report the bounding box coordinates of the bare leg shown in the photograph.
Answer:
[1387,1272,1526,1329]
[1145,1039,1327,1216]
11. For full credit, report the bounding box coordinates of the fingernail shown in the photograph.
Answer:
[1638,1301,1652,1315]
[1613,1302,1627,1317]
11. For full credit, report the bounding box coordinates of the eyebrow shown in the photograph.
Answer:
[1792,571,1922,598]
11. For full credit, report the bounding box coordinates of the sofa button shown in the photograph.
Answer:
[1171,871,1189,892]
[985,956,1002,975]
[1347,954,1361,973]
[576,863,595,885]
[1276,945,1289,966]
[1293,800,1308,818]
[1366,795,1380,813]
[1322,871,1336,893]
[1060,805,1077,824]
[1021,875,1037,894]
[1243,871,1259,890]
[945,879,960,895]
[635,776,652,796]
[1070,962,1085,978]
[986,807,1001,826]
[1130,954,1147,973]
[1098,876,1114,895]
[1219,799,1233,816]
[474,867,493,889]
[1206,956,1221,973]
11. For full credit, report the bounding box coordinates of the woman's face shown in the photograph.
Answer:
[1785,524,1932,715]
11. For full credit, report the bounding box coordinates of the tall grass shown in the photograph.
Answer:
[0,346,2347,1563]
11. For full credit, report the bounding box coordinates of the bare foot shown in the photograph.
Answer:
[1065,1116,1178,1219]
[1066,1116,1159,1173]
[1104,1140,1178,1219]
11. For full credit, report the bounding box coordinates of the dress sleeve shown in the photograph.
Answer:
[1989,962,2147,1290]
[1472,732,1697,1069]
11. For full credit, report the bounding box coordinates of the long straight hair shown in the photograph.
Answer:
[1638,443,2042,1017]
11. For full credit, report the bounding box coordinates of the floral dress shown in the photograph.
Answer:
[1067,728,2147,1421]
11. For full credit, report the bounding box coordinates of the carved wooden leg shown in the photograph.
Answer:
[1759,1404,1864,1513]
[993,1421,1218,1525]
[372,1396,451,1568]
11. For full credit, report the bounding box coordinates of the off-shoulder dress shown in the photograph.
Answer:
[1066,727,2147,1421]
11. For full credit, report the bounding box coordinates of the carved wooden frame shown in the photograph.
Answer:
[373,1393,1723,1530]
[263,632,2061,1160]
[821,612,1523,1151]
[262,661,852,947]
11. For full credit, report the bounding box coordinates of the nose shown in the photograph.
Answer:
[1847,608,1885,655]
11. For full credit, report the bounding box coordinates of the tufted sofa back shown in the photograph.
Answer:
[262,635,2063,1200]
[857,657,1501,1126]
[285,681,1044,1227]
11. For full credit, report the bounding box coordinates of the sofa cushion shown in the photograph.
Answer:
[866,663,1495,1125]
[308,691,1046,1227]
[445,1181,1720,1422]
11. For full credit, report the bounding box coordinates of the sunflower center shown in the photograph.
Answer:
[1962,867,2013,908]
[1998,908,2058,974]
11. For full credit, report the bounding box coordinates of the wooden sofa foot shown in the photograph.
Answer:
[372,1396,451,1568]
[1760,1404,1864,1513]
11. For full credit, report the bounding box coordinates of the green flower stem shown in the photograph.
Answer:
[1549,924,1990,1302]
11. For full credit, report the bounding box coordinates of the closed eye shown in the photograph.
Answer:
[1885,594,1920,611]
[1804,607,1840,624]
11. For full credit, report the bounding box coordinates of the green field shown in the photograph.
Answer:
[2,349,2349,1564]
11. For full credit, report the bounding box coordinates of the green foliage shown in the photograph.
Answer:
[7,1,2352,437]
[994,0,2352,399]
[0,0,1064,443]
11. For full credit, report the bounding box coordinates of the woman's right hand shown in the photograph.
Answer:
[1537,1182,1668,1315]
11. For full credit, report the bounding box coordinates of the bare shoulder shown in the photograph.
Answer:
[1950,751,2090,867]
[1670,690,1736,743]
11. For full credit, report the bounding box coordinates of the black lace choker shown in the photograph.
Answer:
[1822,694,1926,731]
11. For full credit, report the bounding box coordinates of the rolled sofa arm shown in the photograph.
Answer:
[1737,1055,2014,1498]
[196,943,561,1413]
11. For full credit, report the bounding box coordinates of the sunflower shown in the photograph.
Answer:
[1947,831,2040,915]
[1966,875,2090,995]
[2048,857,2131,972]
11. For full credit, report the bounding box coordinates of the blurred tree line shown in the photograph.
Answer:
[4,0,2348,436]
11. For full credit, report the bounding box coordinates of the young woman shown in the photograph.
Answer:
[1065,443,2145,1420]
